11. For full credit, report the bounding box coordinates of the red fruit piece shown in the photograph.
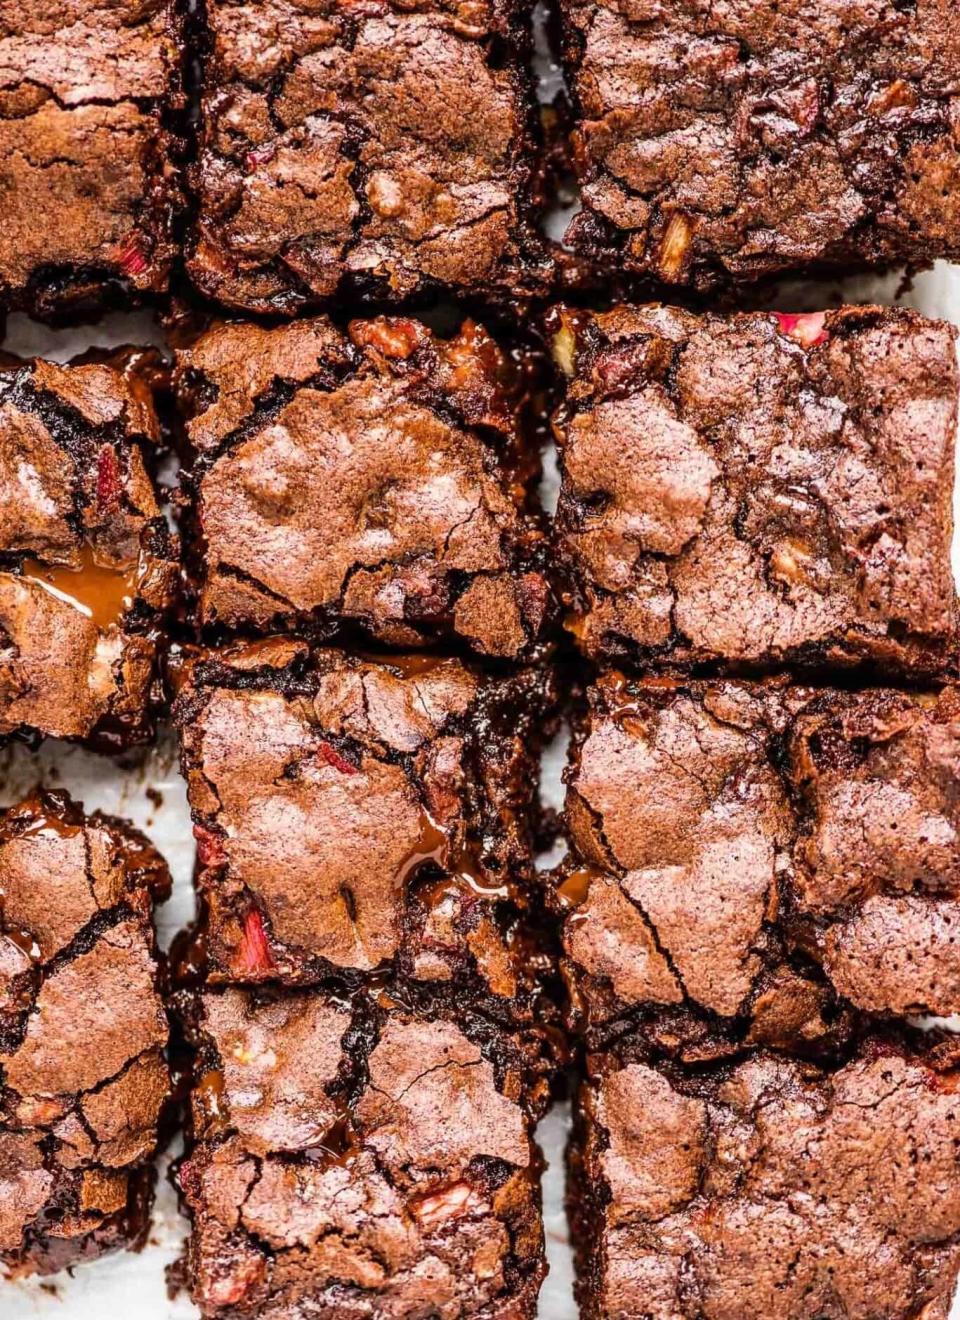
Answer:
[773,311,828,348]
[96,446,122,514]
[245,144,276,173]
[318,740,358,775]
[350,317,426,360]
[235,907,275,974]
[193,824,226,867]
[116,236,148,277]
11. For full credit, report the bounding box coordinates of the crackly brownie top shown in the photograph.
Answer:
[181,987,544,1319]
[175,316,551,659]
[577,1043,960,1320]
[551,303,958,674]
[788,685,960,1019]
[559,675,960,1049]
[0,351,177,747]
[559,673,834,1054]
[175,639,555,1019]
[0,790,170,1265]
[562,0,960,287]
[0,0,179,309]
[188,0,547,312]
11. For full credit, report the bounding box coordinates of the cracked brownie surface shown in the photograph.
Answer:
[559,0,960,289]
[0,0,181,316]
[0,790,171,1277]
[556,673,960,1057]
[179,984,545,1319]
[175,314,552,660]
[187,0,549,313]
[570,1036,960,1320]
[174,639,559,1041]
[0,349,178,750]
[550,303,958,676]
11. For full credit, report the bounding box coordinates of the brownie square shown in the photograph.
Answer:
[557,674,960,1057]
[0,790,171,1277]
[0,1,181,316]
[174,315,552,660]
[187,0,549,313]
[570,1037,960,1320]
[551,303,958,677]
[174,640,557,1027]
[559,0,960,288]
[0,350,178,750]
[787,684,960,1021]
[179,985,546,1319]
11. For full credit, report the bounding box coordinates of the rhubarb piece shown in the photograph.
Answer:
[557,673,960,1058]
[180,985,546,1318]
[551,303,958,677]
[0,349,178,750]
[187,0,549,313]
[0,0,182,316]
[0,790,171,1277]
[558,0,960,289]
[173,641,559,1043]
[571,1035,960,1320]
[173,315,552,660]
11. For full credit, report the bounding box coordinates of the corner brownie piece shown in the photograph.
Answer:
[0,1,181,316]
[188,0,549,313]
[179,985,545,1318]
[0,350,178,750]
[0,790,171,1277]
[174,640,557,1028]
[557,674,960,1056]
[174,315,551,660]
[551,303,958,676]
[570,1037,960,1320]
[560,0,960,288]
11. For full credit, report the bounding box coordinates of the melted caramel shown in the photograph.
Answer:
[556,866,600,910]
[20,545,138,631]
[400,810,511,898]
[194,1068,227,1131]
[307,1113,360,1170]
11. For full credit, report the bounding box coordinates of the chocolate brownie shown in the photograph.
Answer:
[788,684,960,1021]
[0,1,181,317]
[0,350,178,750]
[557,673,960,1057]
[187,0,549,313]
[559,0,960,289]
[179,984,546,1319]
[570,1037,960,1320]
[174,315,552,660]
[174,640,557,1030]
[0,790,171,1277]
[551,303,958,677]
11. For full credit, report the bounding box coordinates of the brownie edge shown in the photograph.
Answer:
[0,790,171,1277]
